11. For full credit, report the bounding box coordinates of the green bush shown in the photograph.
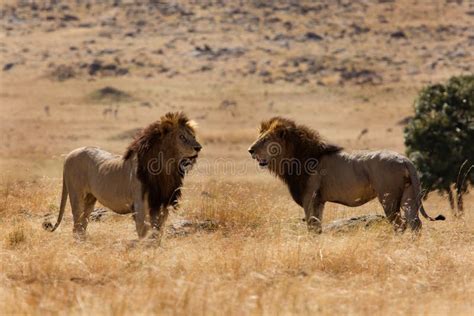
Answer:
[404,75,474,215]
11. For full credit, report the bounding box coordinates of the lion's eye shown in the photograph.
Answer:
[180,135,187,142]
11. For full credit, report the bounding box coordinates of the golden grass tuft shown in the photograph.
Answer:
[5,225,27,248]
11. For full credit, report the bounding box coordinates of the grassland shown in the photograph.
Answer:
[1,177,473,315]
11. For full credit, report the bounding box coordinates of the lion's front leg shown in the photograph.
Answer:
[150,207,169,239]
[304,191,324,234]
[133,198,148,238]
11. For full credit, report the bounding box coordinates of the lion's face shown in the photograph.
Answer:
[248,130,284,167]
[172,125,202,166]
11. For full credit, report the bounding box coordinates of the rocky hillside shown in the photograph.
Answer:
[2,0,473,87]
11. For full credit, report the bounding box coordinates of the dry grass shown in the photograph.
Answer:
[0,178,472,315]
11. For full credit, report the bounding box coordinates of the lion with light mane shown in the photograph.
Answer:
[249,117,445,233]
[44,112,201,238]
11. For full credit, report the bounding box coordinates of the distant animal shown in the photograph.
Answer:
[102,107,112,117]
[248,117,445,233]
[357,128,368,140]
[44,112,201,238]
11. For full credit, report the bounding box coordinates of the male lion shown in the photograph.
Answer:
[44,112,201,238]
[248,117,445,233]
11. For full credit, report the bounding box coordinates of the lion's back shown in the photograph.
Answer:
[65,146,111,165]
[350,150,410,189]
[341,150,407,171]
[63,147,120,179]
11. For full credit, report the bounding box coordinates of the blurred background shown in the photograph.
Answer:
[1,0,473,180]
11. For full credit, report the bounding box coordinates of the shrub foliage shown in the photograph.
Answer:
[404,75,474,215]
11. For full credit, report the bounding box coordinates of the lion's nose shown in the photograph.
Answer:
[248,148,254,154]
[194,145,202,152]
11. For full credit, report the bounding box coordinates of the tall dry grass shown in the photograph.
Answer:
[0,178,472,315]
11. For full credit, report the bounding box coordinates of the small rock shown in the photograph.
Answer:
[49,65,75,81]
[259,70,271,77]
[88,60,128,76]
[390,31,406,39]
[61,14,79,22]
[324,214,386,233]
[88,60,103,75]
[3,63,15,71]
[340,68,382,85]
[168,219,218,236]
[304,32,323,41]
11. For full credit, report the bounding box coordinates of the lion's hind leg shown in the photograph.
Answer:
[401,185,422,232]
[70,192,96,238]
[69,191,86,238]
[80,194,97,233]
[378,192,406,232]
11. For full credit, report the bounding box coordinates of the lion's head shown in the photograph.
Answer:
[248,117,296,168]
[124,112,201,169]
[124,112,201,209]
[159,112,201,168]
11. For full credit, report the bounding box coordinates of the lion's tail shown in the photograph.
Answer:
[44,177,68,232]
[405,161,445,221]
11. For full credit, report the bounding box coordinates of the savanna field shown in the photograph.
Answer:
[0,1,473,315]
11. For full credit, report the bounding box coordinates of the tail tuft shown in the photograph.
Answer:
[42,221,54,231]
[434,214,446,221]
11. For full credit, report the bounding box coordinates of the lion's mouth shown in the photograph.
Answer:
[182,154,199,166]
[258,158,268,167]
[251,154,269,168]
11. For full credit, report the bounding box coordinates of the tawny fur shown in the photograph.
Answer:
[249,117,445,233]
[45,112,201,238]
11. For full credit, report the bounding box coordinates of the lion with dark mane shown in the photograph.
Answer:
[249,117,444,233]
[44,112,201,238]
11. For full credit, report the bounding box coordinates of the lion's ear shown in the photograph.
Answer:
[187,120,198,130]
[161,121,173,134]
[260,119,273,133]
[277,127,287,139]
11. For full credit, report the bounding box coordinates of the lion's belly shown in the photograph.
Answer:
[328,190,377,207]
[96,196,133,214]
[322,183,377,207]
[319,155,377,207]
[90,181,135,214]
